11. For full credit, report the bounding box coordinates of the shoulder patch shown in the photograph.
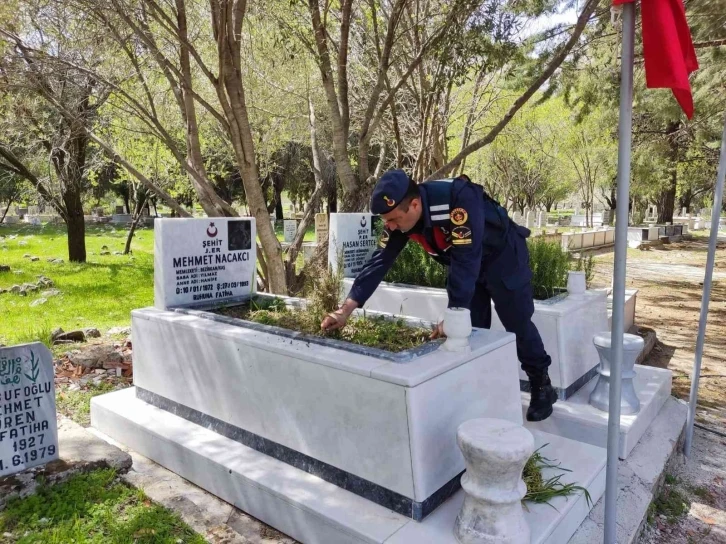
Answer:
[452,225,472,245]
[451,208,468,226]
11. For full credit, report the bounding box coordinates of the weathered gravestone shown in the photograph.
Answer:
[315,213,329,245]
[283,220,297,244]
[154,218,257,309]
[0,342,58,477]
[328,213,377,277]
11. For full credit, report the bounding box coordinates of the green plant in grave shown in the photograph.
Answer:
[523,445,592,507]
[527,237,570,300]
[380,225,575,300]
[572,253,595,288]
[384,239,448,288]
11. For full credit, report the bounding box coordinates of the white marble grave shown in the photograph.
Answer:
[154,218,256,310]
[328,213,377,277]
[0,343,58,476]
[522,364,672,459]
[125,298,522,518]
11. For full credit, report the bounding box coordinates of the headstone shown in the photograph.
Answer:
[315,213,329,245]
[536,211,546,228]
[115,205,125,214]
[0,342,58,477]
[525,211,535,228]
[328,213,377,278]
[283,220,297,243]
[154,218,257,310]
[512,211,522,225]
[681,207,687,217]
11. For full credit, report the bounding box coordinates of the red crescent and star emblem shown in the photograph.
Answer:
[207,222,218,238]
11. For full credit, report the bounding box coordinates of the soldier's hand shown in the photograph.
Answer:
[321,310,348,332]
[430,321,446,340]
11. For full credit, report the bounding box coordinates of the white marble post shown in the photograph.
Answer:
[441,308,472,353]
[589,332,643,415]
[454,419,533,544]
[525,211,535,228]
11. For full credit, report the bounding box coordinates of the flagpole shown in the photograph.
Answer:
[684,113,726,456]
[604,2,635,543]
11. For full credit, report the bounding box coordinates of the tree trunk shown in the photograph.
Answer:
[328,183,337,213]
[210,0,286,294]
[124,193,148,255]
[0,197,14,223]
[65,196,86,263]
[658,121,680,224]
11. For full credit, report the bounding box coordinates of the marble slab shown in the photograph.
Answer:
[92,388,605,544]
[521,364,672,459]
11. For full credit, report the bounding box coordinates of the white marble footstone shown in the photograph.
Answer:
[91,387,606,544]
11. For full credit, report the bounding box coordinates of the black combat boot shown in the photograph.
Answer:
[526,371,557,422]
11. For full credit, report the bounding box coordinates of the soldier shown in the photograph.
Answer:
[321,169,557,421]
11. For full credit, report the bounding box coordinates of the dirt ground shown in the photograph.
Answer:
[590,234,726,543]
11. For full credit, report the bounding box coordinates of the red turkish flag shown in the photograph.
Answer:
[613,0,699,118]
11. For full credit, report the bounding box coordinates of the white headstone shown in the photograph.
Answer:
[154,218,257,309]
[682,207,687,217]
[315,213,329,245]
[0,342,58,477]
[525,211,535,228]
[328,213,376,278]
[512,211,522,225]
[537,211,546,228]
[283,220,297,243]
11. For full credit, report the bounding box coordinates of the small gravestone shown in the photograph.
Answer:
[328,213,377,277]
[525,211,535,228]
[154,218,257,309]
[536,211,546,228]
[283,220,297,244]
[315,213,329,245]
[0,342,58,476]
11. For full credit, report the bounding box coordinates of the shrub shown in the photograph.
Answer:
[528,237,570,300]
[378,229,576,300]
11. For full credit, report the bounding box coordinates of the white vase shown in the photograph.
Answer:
[441,307,472,352]
[567,271,587,297]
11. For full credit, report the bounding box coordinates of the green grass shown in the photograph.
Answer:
[648,474,691,524]
[0,468,205,543]
[56,381,121,427]
[522,446,592,506]
[0,224,154,345]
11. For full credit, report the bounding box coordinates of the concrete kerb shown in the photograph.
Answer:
[86,426,292,543]
[568,396,688,544]
[0,417,132,510]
